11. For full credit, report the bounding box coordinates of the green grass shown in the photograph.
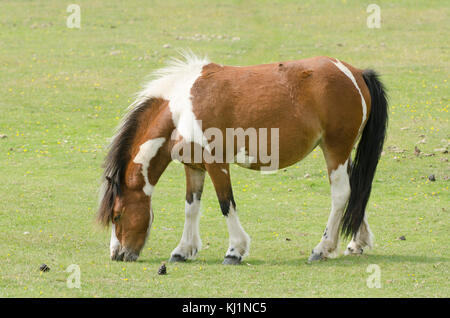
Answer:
[0,0,448,297]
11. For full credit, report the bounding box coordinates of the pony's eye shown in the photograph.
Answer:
[113,215,121,222]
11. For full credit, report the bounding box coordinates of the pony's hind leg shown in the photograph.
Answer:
[206,163,250,265]
[344,215,374,255]
[309,147,351,262]
[169,165,206,262]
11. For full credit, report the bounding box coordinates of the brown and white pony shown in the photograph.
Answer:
[97,53,388,264]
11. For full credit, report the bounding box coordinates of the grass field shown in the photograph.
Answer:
[0,0,448,297]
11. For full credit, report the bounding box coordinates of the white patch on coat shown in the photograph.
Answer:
[133,137,166,196]
[221,168,228,175]
[225,204,251,258]
[170,194,202,259]
[330,59,367,132]
[330,159,351,211]
[110,224,121,258]
[135,52,211,152]
[235,147,256,168]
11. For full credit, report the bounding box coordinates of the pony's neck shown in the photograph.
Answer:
[124,98,174,194]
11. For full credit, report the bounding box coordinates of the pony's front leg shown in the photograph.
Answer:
[206,163,250,265]
[169,165,206,262]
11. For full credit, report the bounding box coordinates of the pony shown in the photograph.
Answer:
[97,52,388,264]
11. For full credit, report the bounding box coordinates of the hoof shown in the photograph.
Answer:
[124,255,138,262]
[307,251,324,263]
[111,255,124,262]
[111,251,124,262]
[344,246,364,256]
[112,247,138,262]
[169,254,187,263]
[222,255,242,265]
[123,251,139,262]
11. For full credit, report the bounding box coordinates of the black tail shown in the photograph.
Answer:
[341,69,388,238]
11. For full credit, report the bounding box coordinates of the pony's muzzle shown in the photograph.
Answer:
[111,247,139,262]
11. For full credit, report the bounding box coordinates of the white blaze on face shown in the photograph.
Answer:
[136,52,211,152]
[133,137,166,196]
[330,58,367,133]
[110,224,121,257]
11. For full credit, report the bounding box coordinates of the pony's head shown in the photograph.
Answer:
[98,174,153,262]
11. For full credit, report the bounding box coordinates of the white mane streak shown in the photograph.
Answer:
[130,51,210,110]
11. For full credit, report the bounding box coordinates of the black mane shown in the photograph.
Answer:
[97,98,154,226]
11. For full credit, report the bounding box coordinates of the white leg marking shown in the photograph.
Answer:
[133,137,166,196]
[110,224,121,259]
[171,194,202,259]
[225,204,250,259]
[330,59,367,133]
[344,216,374,255]
[312,160,350,258]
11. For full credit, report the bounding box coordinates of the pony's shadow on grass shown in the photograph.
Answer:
[245,254,448,267]
[133,257,172,265]
[133,254,448,267]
